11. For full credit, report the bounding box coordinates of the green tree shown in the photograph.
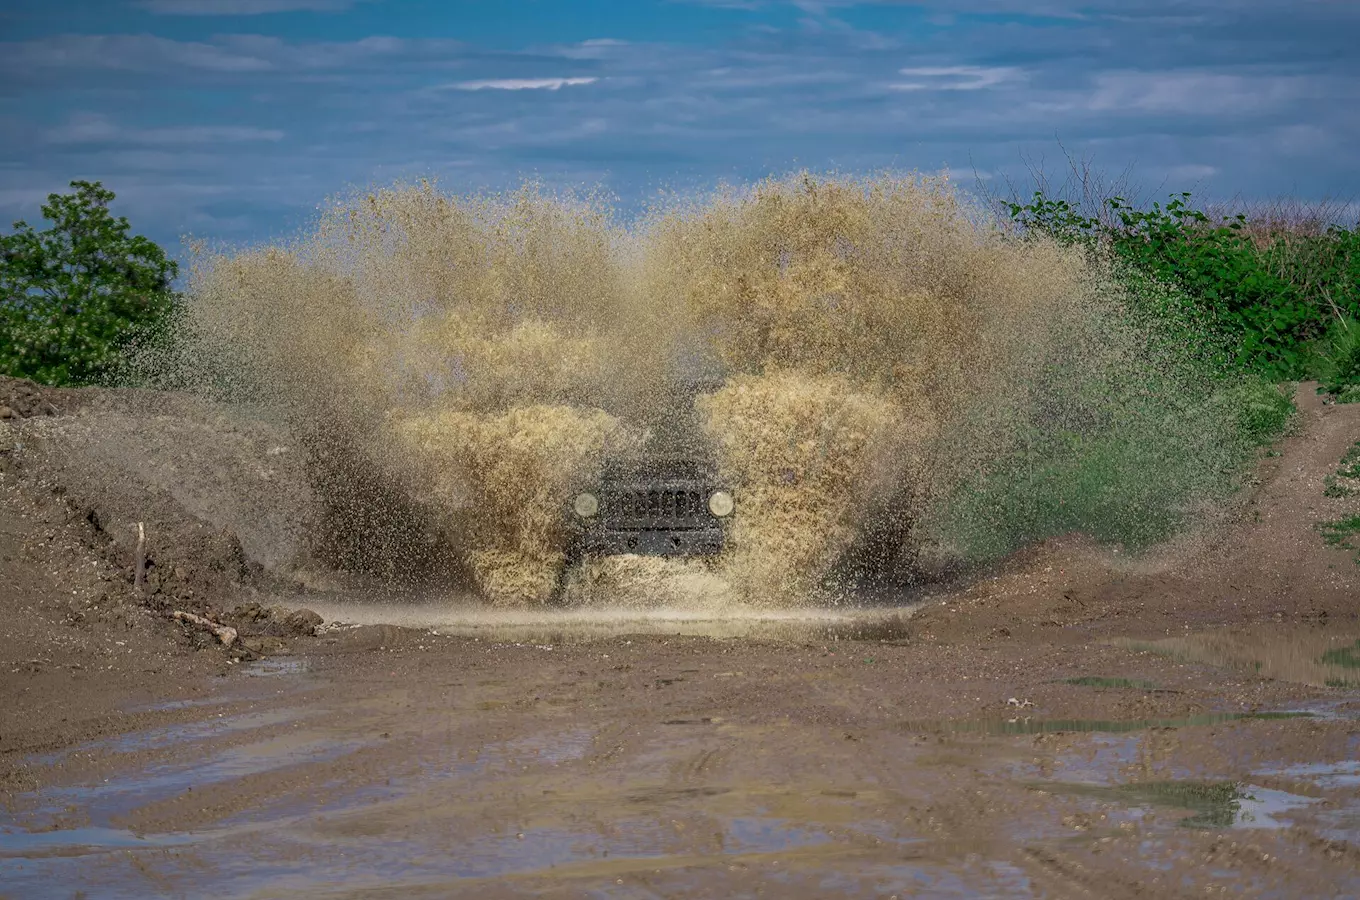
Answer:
[1,180,177,385]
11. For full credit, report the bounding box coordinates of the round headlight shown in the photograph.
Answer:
[573,492,599,518]
[708,490,734,518]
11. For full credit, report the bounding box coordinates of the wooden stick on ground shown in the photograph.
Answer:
[134,522,146,594]
[172,610,239,648]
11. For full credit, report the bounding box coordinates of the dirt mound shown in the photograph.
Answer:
[0,375,82,420]
[1,377,320,611]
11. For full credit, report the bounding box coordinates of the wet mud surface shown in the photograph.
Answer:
[4,624,1360,899]
[1,387,1359,897]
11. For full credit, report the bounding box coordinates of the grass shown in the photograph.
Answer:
[1314,319,1360,401]
[1116,781,1246,830]
[1226,378,1297,448]
[1062,676,1159,690]
[1046,779,1254,830]
[1320,640,1360,669]
[1324,477,1354,498]
[1317,515,1360,564]
[1337,441,1360,479]
[1323,440,1359,498]
[935,377,1294,562]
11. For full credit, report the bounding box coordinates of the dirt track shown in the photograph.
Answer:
[2,379,1359,898]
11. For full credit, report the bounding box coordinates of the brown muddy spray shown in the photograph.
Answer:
[146,173,1245,607]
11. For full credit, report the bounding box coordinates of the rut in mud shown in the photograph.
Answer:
[135,174,1261,608]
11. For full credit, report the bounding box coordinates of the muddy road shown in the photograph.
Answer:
[2,380,1359,898]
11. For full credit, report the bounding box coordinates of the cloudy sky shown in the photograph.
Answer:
[2,0,1357,255]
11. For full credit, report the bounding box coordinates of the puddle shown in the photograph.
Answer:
[1276,698,1360,721]
[303,602,918,643]
[1116,630,1360,687]
[51,735,369,807]
[0,825,198,857]
[1231,787,1322,829]
[30,708,309,767]
[1316,807,1360,844]
[1042,780,1319,831]
[899,712,1309,736]
[1320,641,1360,669]
[127,695,236,714]
[243,657,309,677]
[496,727,595,767]
[15,733,374,838]
[1259,760,1360,789]
[435,817,833,879]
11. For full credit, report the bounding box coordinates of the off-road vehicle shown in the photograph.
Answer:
[563,379,735,567]
[565,455,734,562]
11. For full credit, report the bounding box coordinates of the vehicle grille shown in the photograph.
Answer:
[605,489,707,521]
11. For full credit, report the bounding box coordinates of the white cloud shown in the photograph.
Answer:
[890,65,1022,91]
[0,35,275,72]
[0,33,447,75]
[554,39,629,60]
[1165,163,1219,180]
[138,0,358,14]
[1086,71,1308,115]
[47,113,284,145]
[452,77,599,91]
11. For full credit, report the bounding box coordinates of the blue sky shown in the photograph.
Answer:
[2,0,1357,256]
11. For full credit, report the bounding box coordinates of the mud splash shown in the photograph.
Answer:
[143,173,1252,607]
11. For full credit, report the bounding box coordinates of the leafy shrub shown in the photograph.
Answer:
[1,181,177,386]
[1005,191,1360,380]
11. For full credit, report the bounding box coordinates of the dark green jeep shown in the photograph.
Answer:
[564,377,735,565]
[566,455,734,561]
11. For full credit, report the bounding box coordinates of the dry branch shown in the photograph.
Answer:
[172,610,238,648]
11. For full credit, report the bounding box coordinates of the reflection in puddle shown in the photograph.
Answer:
[899,712,1309,736]
[16,729,371,842]
[1116,630,1360,687]
[440,817,832,879]
[1232,787,1321,830]
[0,825,199,856]
[43,735,371,813]
[128,695,235,714]
[724,817,833,853]
[1042,780,1319,831]
[1321,640,1360,669]
[1260,760,1360,789]
[243,657,309,677]
[30,708,308,767]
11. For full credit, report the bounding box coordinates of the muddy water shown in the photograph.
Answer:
[304,601,920,643]
[1116,630,1360,688]
[5,625,1360,898]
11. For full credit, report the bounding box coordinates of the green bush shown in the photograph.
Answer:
[1,181,177,386]
[1312,319,1360,400]
[1005,191,1360,380]
[923,273,1285,562]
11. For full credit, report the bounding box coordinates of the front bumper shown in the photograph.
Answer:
[574,525,725,558]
